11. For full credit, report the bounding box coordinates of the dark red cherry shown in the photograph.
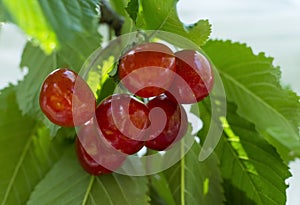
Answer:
[76,120,126,175]
[118,42,176,98]
[95,94,150,155]
[146,95,188,151]
[39,68,96,127]
[167,50,214,104]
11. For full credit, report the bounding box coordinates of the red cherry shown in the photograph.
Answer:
[167,50,214,104]
[76,120,126,175]
[146,95,188,151]
[95,94,150,155]
[118,42,176,98]
[39,68,96,127]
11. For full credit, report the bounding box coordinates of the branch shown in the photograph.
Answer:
[99,0,124,36]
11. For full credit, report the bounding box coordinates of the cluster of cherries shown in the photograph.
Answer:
[39,42,214,175]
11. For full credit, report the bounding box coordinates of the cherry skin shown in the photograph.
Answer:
[95,94,150,155]
[166,50,214,104]
[39,68,96,127]
[118,42,176,98]
[76,120,126,175]
[146,95,188,151]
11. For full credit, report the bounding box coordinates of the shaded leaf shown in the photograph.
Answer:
[28,147,150,205]
[125,0,139,23]
[27,147,91,205]
[0,86,70,205]
[149,173,176,205]
[86,173,149,205]
[203,39,300,161]
[163,137,224,205]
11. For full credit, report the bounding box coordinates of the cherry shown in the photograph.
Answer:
[95,94,150,155]
[146,95,188,151]
[39,68,96,127]
[76,120,126,175]
[118,42,176,98]
[166,50,214,104]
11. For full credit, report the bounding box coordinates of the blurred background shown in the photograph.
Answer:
[0,0,299,204]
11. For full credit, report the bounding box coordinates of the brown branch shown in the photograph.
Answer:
[99,0,124,36]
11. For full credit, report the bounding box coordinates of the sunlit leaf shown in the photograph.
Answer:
[203,40,300,161]
[137,0,211,46]
[198,100,291,205]
[1,0,100,54]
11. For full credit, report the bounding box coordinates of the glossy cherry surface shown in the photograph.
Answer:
[167,50,214,104]
[76,120,126,175]
[39,68,96,127]
[118,42,176,98]
[146,95,188,151]
[95,94,150,155]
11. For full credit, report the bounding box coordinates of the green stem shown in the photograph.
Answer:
[180,139,185,205]
[81,175,95,205]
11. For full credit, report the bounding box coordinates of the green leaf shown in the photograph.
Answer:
[202,40,300,161]
[108,0,136,35]
[149,173,176,205]
[125,0,139,23]
[86,174,149,205]
[137,0,211,46]
[1,0,57,53]
[17,43,55,118]
[198,101,291,205]
[28,147,150,205]
[1,0,100,54]
[97,77,117,104]
[16,33,101,134]
[109,0,129,16]
[0,86,70,205]
[26,147,90,205]
[163,139,224,205]
[0,2,6,23]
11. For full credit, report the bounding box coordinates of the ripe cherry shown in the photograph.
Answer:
[167,50,214,104]
[146,95,188,151]
[95,94,150,155]
[76,120,126,175]
[39,68,96,127]
[118,42,176,98]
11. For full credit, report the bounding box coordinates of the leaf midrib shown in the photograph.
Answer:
[154,4,174,32]
[1,128,35,205]
[223,132,284,205]
[222,135,264,205]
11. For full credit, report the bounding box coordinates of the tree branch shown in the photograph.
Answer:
[99,0,124,36]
